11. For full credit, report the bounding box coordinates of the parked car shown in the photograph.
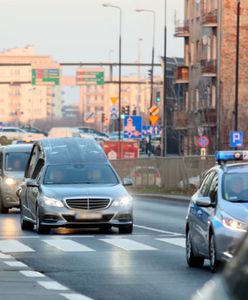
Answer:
[186,151,248,272]
[0,144,32,213]
[109,131,124,140]
[48,127,81,138]
[0,127,44,145]
[19,137,133,234]
[78,127,109,141]
[20,126,48,137]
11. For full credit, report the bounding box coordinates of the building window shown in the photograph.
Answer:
[196,89,199,110]
[212,85,216,108]
[190,42,194,65]
[207,37,211,61]
[213,35,217,60]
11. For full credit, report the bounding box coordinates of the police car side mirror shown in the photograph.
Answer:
[123,177,133,186]
[196,196,212,207]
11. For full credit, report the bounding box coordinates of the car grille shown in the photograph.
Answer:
[65,198,111,210]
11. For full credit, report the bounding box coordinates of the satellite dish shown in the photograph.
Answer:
[202,35,208,45]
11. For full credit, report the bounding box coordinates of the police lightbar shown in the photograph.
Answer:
[216,151,248,164]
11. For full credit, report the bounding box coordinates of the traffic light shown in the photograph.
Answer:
[148,69,152,80]
[132,107,137,116]
[101,112,105,122]
[121,106,125,114]
[156,91,161,103]
[125,105,130,115]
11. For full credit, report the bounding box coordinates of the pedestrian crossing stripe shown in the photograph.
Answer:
[0,237,186,253]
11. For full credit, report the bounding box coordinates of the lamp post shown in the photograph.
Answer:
[162,0,167,156]
[103,3,122,140]
[135,9,156,109]
[234,0,240,131]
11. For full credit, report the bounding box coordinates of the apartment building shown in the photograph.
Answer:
[174,0,248,154]
[0,46,62,126]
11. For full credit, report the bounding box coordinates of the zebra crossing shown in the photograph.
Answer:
[0,235,185,254]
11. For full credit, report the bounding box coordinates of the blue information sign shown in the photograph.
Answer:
[230,131,243,148]
[123,116,142,139]
[142,125,161,137]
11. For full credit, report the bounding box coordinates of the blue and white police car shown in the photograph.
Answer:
[186,151,248,272]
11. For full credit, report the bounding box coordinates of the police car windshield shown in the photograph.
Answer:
[223,173,248,202]
[44,163,119,185]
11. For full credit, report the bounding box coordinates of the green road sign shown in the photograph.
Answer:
[76,69,104,86]
[32,69,60,85]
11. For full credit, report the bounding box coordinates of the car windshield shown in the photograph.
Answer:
[223,173,248,202]
[5,152,30,172]
[44,163,119,185]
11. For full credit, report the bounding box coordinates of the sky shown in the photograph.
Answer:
[0,0,184,103]
[0,0,184,63]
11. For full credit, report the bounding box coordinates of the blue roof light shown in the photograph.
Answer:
[216,151,248,163]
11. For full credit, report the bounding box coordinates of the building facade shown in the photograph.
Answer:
[175,0,248,154]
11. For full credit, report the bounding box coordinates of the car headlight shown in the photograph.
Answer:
[221,212,247,232]
[44,196,64,208]
[5,177,15,185]
[112,196,132,207]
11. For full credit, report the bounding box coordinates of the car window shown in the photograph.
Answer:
[208,173,218,203]
[199,171,215,197]
[222,173,248,201]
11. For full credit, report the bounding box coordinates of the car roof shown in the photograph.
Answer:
[36,137,108,165]
[0,144,33,153]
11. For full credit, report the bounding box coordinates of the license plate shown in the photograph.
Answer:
[75,212,102,220]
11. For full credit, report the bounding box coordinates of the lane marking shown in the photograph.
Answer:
[4,261,28,267]
[0,240,35,253]
[0,236,40,239]
[43,239,95,252]
[61,293,94,300]
[134,224,183,236]
[37,281,68,290]
[20,270,45,277]
[156,237,186,248]
[101,238,157,251]
[0,253,13,259]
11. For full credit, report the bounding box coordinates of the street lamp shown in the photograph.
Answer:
[103,3,122,140]
[135,9,156,109]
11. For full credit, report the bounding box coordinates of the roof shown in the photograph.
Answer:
[37,138,108,165]
[0,144,33,153]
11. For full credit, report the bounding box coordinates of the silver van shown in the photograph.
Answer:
[0,144,32,213]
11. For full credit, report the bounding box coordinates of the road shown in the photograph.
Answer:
[0,197,213,300]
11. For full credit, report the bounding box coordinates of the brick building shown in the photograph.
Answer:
[174,0,248,155]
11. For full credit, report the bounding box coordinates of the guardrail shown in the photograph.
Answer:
[112,156,215,190]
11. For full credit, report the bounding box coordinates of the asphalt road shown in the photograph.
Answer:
[0,197,213,300]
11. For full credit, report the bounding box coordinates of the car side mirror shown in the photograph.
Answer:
[26,179,39,188]
[123,177,134,186]
[195,196,212,207]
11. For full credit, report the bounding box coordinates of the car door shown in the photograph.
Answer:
[190,170,216,256]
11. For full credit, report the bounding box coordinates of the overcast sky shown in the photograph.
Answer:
[0,0,184,63]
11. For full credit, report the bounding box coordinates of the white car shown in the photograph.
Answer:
[0,127,44,144]
[48,127,81,138]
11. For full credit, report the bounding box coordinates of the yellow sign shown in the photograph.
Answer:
[149,105,159,116]
[149,115,160,126]
[111,97,118,105]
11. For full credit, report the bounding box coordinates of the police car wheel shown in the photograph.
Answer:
[209,234,220,273]
[186,230,204,268]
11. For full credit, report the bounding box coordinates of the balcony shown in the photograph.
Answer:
[174,66,189,84]
[202,10,218,27]
[174,21,190,37]
[201,60,217,77]
[173,111,188,129]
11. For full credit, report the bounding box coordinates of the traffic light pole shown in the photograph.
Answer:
[162,1,167,157]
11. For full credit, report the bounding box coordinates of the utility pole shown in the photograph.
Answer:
[234,0,240,131]
[162,0,167,156]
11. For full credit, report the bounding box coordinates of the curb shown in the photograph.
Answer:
[132,193,191,204]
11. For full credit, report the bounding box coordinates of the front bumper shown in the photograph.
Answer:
[38,202,133,228]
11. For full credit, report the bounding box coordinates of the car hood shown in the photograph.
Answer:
[220,200,248,222]
[41,183,130,200]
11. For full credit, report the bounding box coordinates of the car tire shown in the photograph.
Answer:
[0,196,9,214]
[186,229,204,268]
[209,233,220,273]
[36,206,50,234]
[119,224,133,234]
[20,206,34,231]
[0,136,8,145]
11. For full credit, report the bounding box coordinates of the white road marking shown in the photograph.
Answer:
[43,239,95,252]
[61,293,94,300]
[134,224,182,236]
[156,237,186,248]
[0,253,13,259]
[37,281,68,290]
[101,238,157,251]
[0,240,35,253]
[4,261,28,267]
[20,270,45,277]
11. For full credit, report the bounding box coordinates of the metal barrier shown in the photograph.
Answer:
[111,156,215,189]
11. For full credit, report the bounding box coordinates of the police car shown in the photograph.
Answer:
[186,151,248,272]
